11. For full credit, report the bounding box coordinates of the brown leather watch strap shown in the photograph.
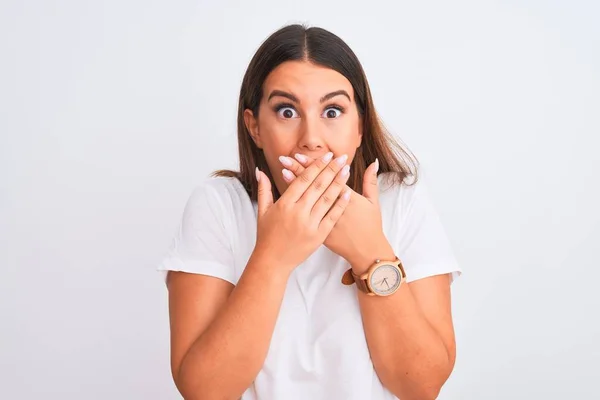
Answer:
[341,268,371,294]
[341,268,355,285]
[352,270,370,293]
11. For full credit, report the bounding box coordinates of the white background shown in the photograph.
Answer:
[1,0,599,399]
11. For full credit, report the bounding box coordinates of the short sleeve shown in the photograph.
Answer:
[388,177,462,284]
[157,180,236,285]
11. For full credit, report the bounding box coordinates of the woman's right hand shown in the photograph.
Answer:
[253,152,352,273]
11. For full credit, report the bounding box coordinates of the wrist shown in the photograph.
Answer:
[348,237,396,275]
[248,246,294,280]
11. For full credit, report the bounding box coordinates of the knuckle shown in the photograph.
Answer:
[280,199,292,211]
[300,173,312,184]
[313,179,325,191]
[335,200,347,211]
[326,212,337,224]
[315,158,328,169]
[326,163,337,174]
[319,216,332,230]
[309,219,320,233]
[329,179,343,190]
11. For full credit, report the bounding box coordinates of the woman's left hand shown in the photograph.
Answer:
[279,154,392,272]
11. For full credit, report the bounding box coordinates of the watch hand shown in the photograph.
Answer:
[383,278,390,289]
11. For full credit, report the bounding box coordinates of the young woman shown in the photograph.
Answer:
[159,24,462,400]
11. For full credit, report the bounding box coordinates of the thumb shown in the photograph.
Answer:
[362,158,380,203]
[256,167,273,218]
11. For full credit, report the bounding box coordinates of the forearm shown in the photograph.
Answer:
[352,246,453,400]
[177,251,290,400]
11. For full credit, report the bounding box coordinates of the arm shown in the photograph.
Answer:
[166,155,351,399]
[168,157,352,399]
[350,241,456,400]
[168,250,290,400]
[275,152,458,398]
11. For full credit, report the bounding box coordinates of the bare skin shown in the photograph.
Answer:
[167,61,456,400]
[168,153,352,400]
[280,154,456,400]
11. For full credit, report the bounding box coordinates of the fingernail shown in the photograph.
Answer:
[282,169,294,182]
[340,164,350,177]
[335,154,348,166]
[322,152,333,163]
[294,153,308,164]
[343,189,351,201]
[279,155,293,167]
[255,167,260,182]
[374,158,379,173]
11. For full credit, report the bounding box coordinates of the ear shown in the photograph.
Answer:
[356,118,363,149]
[244,109,262,148]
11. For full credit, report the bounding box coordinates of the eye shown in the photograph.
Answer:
[275,104,299,119]
[322,106,344,119]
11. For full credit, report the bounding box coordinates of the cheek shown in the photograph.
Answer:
[256,120,297,180]
[261,133,296,158]
[328,119,361,153]
[258,115,297,151]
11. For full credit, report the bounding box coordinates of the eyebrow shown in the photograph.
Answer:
[320,90,351,103]
[267,89,351,104]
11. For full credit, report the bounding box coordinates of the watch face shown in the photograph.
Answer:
[369,264,402,296]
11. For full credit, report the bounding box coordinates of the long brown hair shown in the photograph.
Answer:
[213,24,419,201]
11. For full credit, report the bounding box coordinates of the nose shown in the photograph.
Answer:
[298,117,324,152]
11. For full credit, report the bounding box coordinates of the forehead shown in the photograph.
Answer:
[263,61,354,99]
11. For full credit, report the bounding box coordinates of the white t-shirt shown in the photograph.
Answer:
[158,172,462,400]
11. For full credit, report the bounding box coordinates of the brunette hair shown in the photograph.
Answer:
[213,24,418,201]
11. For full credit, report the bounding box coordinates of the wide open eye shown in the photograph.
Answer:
[322,106,343,119]
[275,105,299,119]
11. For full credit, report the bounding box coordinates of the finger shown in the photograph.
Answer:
[362,158,380,203]
[281,151,335,203]
[293,153,311,166]
[279,155,307,177]
[318,187,352,235]
[279,156,304,185]
[256,167,273,218]
[297,153,349,208]
[281,168,296,184]
[311,164,351,220]
[285,154,353,195]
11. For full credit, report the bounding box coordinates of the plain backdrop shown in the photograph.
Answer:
[1,0,599,399]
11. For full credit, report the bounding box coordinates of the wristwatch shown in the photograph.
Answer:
[342,258,406,296]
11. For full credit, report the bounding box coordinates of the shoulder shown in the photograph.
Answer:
[194,176,245,197]
[377,171,426,215]
[188,176,247,207]
[184,176,255,230]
